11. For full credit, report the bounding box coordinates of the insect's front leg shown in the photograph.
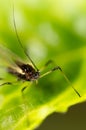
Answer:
[40,66,81,97]
[40,60,55,72]
[40,66,61,78]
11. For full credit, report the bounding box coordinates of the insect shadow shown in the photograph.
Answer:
[0,5,81,100]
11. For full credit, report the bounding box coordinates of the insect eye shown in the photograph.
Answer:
[34,71,39,78]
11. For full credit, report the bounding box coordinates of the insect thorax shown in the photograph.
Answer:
[8,63,40,81]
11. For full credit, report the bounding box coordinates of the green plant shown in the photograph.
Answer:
[0,0,86,130]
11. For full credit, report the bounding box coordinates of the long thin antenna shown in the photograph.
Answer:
[12,4,39,71]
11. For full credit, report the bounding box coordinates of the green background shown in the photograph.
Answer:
[0,0,86,130]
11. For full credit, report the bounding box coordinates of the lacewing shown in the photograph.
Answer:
[0,5,81,97]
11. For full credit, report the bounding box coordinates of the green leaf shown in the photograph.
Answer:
[0,0,86,130]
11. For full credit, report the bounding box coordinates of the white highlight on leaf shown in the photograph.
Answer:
[21,103,28,113]
[1,115,15,129]
[37,105,50,119]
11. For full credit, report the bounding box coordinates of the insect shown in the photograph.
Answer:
[0,5,81,98]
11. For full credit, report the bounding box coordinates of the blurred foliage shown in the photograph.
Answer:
[0,0,86,130]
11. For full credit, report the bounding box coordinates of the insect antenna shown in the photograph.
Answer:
[12,4,39,71]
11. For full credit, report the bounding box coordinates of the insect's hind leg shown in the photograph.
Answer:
[40,66,81,97]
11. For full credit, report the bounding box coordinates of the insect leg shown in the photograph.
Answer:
[21,83,33,125]
[40,66,81,97]
[0,79,19,87]
[0,82,13,86]
[21,82,34,93]
[21,84,29,109]
[21,86,28,93]
[40,60,55,72]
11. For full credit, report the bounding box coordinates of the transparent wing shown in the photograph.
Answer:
[0,44,23,68]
